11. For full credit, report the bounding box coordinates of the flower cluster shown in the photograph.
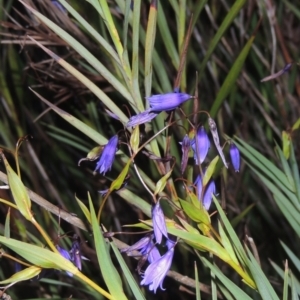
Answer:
[88,90,241,294]
[179,124,240,209]
[122,201,176,293]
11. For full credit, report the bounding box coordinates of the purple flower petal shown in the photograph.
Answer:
[57,245,73,277]
[203,180,216,210]
[195,175,203,200]
[152,201,168,244]
[229,143,240,172]
[121,236,151,254]
[69,238,82,271]
[126,109,158,127]
[191,126,210,165]
[140,240,175,293]
[195,173,216,210]
[95,135,118,175]
[147,92,193,112]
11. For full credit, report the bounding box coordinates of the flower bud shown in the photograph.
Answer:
[229,143,240,172]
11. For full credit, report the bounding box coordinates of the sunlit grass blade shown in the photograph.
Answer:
[235,137,295,192]
[30,89,109,145]
[275,143,295,190]
[111,241,146,300]
[288,141,300,201]
[291,270,300,300]
[0,236,78,272]
[145,0,158,97]
[1,153,32,220]
[246,247,280,300]
[199,0,246,78]
[283,260,289,300]
[4,208,10,238]
[89,197,127,300]
[191,0,208,30]
[157,1,179,69]
[0,266,41,284]
[280,241,300,269]
[201,257,252,300]
[131,0,143,110]
[250,167,300,235]
[270,260,300,296]
[194,262,201,300]
[218,221,239,265]
[58,0,120,63]
[212,196,249,268]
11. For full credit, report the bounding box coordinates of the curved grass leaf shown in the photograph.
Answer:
[89,197,127,300]
[0,236,78,273]
[201,257,252,300]
[0,266,41,284]
[210,31,255,118]
[145,0,158,97]
[246,247,280,300]
[199,0,246,78]
[111,242,146,300]
[1,153,31,220]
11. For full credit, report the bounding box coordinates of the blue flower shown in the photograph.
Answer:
[69,238,82,271]
[191,126,210,165]
[195,174,216,210]
[95,135,118,175]
[179,135,191,173]
[140,239,176,293]
[147,92,193,112]
[126,109,158,127]
[202,180,216,210]
[152,201,168,244]
[57,245,73,277]
[229,143,240,172]
[126,92,193,127]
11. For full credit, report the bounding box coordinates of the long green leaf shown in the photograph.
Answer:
[111,242,146,300]
[201,257,252,300]
[0,236,78,272]
[210,31,255,117]
[89,197,127,300]
[199,0,246,77]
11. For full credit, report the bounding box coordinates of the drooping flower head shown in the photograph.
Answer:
[57,245,73,277]
[191,126,210,165]
[202,180,216,210]
[179,135,191,174]
[195,174,216,210]
[152,201,168,244]
[140,239,176,293]
[69,236,82,271]
[147,92,193,112]
[95,135,118,175]
[229,143,240,172]
[126,92,193,127]
[121,235,161,263]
